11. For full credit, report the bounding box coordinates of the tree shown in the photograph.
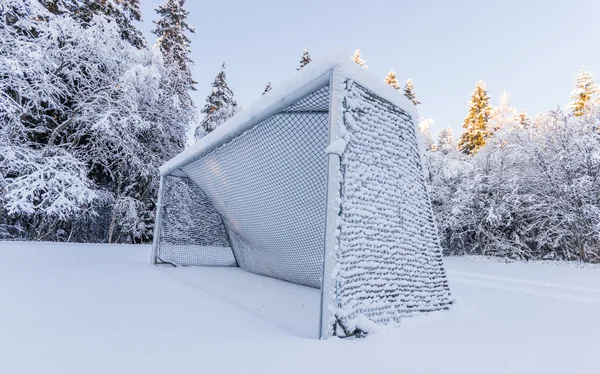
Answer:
[297,48,311,70]
[84,0,146,48]
[403,78,420,106]
[0,0,188,243]
[516,109,531,128]
[44,0,146,48]
[418,118,435,151]
[351,49,368,69]
[262,82,272,95]
[384,70,400,90]
[437,127,457,155]
[153,0,196,91]
[458,80,493,155]
[196,63,238,138]
[568,66,600,117]
[488,91,517,134]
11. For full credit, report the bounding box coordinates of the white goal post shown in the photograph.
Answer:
[151,57,452,339]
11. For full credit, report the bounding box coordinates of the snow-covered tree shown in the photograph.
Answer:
[351,49,368,69]
[297,48,311,70]
[153,0,196,91]
[458,80,493,155]
[418,118,435,151]
[384,70,400,90]
[196,63,238,138]
[421,127,466,254]
[83,0,146,48]
[437,127,457,155]
[0,0,188,243]
[516,109,531,128]
[488,91,517,134]
[262,82,272,95]
[568,66,600,117]
[403,78,420,106]
[436,106,600,261]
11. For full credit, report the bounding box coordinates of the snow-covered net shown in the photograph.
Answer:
[157,175,236,266]
[327,79,452,336]
[156,85,331,287]
[153,64,453,339]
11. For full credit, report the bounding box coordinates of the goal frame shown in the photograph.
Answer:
[151,58,451,339]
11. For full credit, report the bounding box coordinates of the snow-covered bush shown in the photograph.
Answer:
[429,104,600,262]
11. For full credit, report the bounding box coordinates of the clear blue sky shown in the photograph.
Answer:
[138,0,600,137]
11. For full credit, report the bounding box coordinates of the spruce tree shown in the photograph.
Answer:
[458,80,493,155]
[516,109,531,128]
[403,78,421,106]
[153,0,196,91]
[488,91,516,133]
[351,49,368,69]
[196,63,238,138]
[568,66,600,117]
[437,127,457,155]
[297,48,312,70]
[262,82,272,95]
[58,0,146,48]
[384,70,400,90]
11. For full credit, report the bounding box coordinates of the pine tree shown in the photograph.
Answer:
[516,109,531,128]
[458,80,493,155]
[437,127,457,155]
[297,48,312,70]
[262,82,272,95]
[418,119,435,151]
[488,91,517,133]
[153,0,196,91]
[384,70,400,90]
[568,66,600,117]
[196,63,238,138]
[403,78,421,106]
[351,49,368,69]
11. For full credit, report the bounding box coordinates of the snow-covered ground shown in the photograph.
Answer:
[1,242,598,374]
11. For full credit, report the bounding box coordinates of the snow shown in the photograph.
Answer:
[1,241,599,374]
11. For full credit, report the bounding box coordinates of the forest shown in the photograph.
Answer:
[1,0,599,262]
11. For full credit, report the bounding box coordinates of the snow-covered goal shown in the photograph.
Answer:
[151,58,452,339]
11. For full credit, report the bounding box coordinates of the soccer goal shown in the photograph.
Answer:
[151,58,452,339]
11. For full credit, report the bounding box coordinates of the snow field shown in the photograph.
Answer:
[0,242,599,374]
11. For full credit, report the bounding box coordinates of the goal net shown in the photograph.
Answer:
[152,60,452,339]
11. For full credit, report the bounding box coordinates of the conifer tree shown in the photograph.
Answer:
[196,63,238,138]
[384,70,400,90]
[437,127,457,155]
[488,91,516,133]
[516,109,531,128]
[351,49,368,69]
[153,0,196,91]
[297,48,312,70]
[262,82,272,95]
[54,0,146,48]
[403,78,421,106]
[568,66,600,117]
[458,80,493,155]
[418,118,435,151]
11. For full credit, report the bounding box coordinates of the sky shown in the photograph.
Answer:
[138,0,600,138]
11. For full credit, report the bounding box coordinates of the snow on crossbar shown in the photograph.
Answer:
[151,56,452,339]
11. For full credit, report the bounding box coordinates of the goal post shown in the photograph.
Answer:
[151,58,452,339]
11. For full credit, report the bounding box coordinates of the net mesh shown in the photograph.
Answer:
[157,85,331,288]
[328,80,452,336]
[157,176,236,266]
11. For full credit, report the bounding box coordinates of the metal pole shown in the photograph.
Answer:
[150,175,166,264]
[318,64,345,339]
